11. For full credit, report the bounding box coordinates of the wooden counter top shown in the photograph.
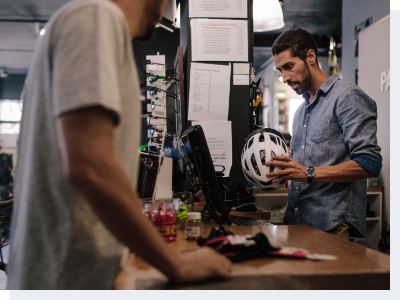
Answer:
[117,222,390,290]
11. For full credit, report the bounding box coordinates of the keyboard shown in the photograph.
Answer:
[229,215,268,226]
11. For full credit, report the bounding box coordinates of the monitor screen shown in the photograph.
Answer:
[182,125,232,225]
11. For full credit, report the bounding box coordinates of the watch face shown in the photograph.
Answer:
[306,167,316,177]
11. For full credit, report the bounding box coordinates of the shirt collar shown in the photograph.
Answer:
[302,74,340,101]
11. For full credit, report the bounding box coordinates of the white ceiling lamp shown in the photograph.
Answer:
[253,0,285,32]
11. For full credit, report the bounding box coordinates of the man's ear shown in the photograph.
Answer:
[307,49,317,66]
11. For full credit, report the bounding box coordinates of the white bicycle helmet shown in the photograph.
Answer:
[241,128,288,191]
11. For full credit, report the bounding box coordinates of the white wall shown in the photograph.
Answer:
[0,134,18,148]
[342,0,390,84]
[358,15,390,227]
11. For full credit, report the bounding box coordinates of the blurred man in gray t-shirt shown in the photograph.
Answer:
[8,0,231,289]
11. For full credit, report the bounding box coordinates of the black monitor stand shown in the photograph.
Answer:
[201,191,233,239]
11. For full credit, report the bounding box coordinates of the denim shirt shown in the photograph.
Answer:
[284,75,382,237]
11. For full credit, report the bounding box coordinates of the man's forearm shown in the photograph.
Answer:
[268,156,375,183]
[314,160,373,183]
[56,108,179,279]
[56,107,232,285]
[69,153,183,280]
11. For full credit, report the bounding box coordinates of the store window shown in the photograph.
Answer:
[0,100,22,134]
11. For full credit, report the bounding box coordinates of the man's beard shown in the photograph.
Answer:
[288,62,313,95]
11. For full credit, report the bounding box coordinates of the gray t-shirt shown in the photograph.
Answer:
[8,0,141,289]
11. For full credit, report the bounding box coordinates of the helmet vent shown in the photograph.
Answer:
[270,135,277,145]
[244,160,249,171]
[270,151,275,173]
[259,133,265,142]
[282,141,287,153]
[248,138,254,149]
[260,150,266,165]
[251,154,261,176]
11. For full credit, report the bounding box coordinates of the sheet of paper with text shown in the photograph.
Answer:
[192,120,233,177]
[188,62,231,121]
[191,19,248,62]
[189,0,248,18]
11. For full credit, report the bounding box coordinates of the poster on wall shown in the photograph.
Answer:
[191,19,248,62]
[189,0,247,18]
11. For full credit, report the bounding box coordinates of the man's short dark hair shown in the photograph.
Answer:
[271,28,319,65]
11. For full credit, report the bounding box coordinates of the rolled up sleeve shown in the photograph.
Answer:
[336,86,382,174]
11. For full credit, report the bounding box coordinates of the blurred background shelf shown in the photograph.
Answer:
[255,186,382,250]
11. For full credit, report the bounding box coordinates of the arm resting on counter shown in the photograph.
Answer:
[56,106,231,284]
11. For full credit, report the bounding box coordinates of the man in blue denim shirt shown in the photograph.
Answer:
[266,29,382,239]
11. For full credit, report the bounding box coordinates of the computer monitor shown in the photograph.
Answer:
[181,125,232,225]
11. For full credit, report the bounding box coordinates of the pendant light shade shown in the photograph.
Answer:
[253,0,285,32]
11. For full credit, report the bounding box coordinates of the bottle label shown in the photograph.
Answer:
[156,225,177,235]
[171,225,177,234]
[157,226,170,235]
[186,226,201,237]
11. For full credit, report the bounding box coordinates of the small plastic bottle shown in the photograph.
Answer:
[185,212,202,240]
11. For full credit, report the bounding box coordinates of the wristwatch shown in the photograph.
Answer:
[305,166,316,184]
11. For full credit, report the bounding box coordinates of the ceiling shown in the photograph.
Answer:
[0,0,342,75]
[0,0,67,74]
[254,0,342,74]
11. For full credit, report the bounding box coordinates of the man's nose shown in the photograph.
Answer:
[282,73,290,83]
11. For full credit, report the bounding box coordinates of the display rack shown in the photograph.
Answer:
[353,187,382,250]
[146,54,167,151]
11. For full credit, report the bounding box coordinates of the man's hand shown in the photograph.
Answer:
[266,155,308,183]
[171,247,232,284]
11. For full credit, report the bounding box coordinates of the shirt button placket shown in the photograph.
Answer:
[294,186,300,219]
[302,112,310,160]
